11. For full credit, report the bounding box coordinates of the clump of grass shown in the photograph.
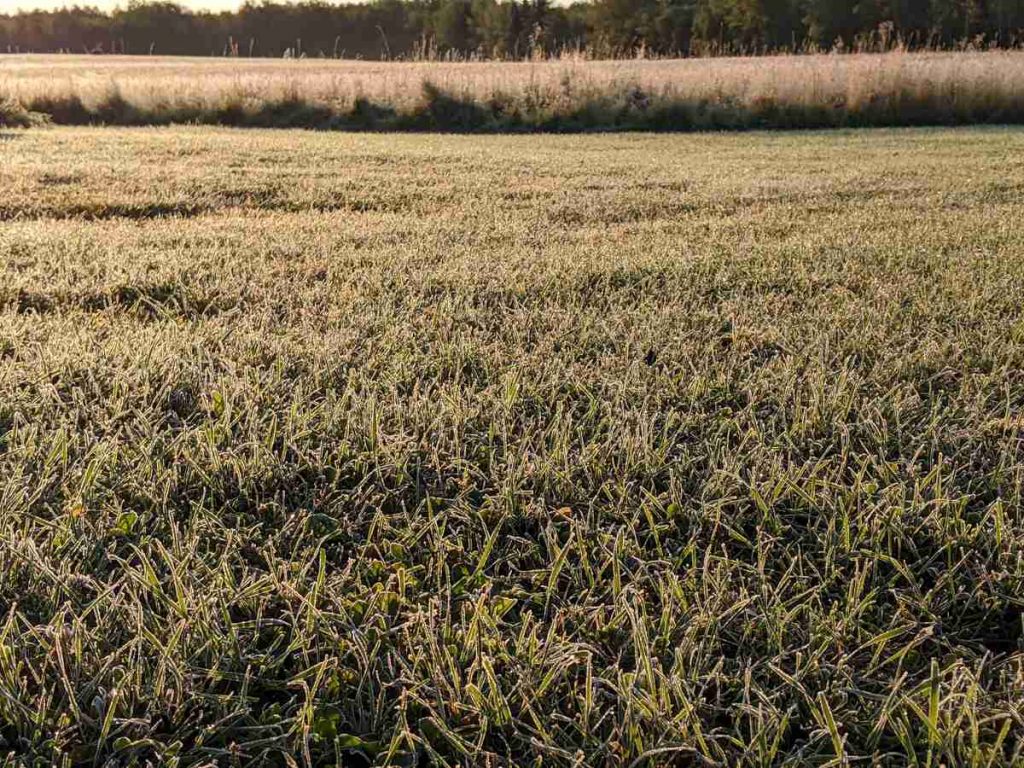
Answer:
[0,96,47,127]
[5,51,1024,131]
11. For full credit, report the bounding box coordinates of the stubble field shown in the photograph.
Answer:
[1,125,1024,765]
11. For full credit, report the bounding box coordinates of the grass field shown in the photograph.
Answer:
[4,51,1024,131]
[1,124,1024,765]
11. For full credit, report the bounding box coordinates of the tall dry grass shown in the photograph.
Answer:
[3,50,1024,130]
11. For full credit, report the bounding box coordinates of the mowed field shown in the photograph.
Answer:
[1,125,1024,765]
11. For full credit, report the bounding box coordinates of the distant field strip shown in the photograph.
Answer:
[1,127,1024,765]
[4,52,1024,130]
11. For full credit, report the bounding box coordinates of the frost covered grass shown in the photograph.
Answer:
[1,126,1023,765]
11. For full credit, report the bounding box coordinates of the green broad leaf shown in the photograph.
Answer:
[311,707,342,742]
[113,511,139,537]
[211,390,225,417]
[337,733,382,757]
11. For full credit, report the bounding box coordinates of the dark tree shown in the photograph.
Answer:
[3,0,1024,59]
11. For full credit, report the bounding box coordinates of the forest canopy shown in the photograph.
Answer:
[2,0,1024,59]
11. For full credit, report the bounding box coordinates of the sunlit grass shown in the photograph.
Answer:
[3,51,1024,130]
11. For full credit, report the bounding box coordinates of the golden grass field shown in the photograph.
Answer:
[4,50,1024,129]
[1,123,1023,764]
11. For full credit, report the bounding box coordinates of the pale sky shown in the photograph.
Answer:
[1,0,320,11]
[3,0,570,12]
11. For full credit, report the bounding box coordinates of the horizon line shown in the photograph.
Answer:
[4,0,576,12]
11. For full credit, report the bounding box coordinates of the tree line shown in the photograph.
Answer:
[3,0,1024,59]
